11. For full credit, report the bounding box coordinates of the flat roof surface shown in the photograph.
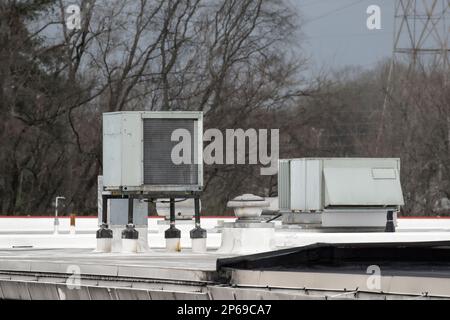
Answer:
[1,218,450,284]
[0,248,233,284]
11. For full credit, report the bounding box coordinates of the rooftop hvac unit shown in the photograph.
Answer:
[102,111,203,194]
[278,158,405,228]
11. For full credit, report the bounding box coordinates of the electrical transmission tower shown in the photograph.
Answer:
[375,0,449,155]
[393,0,449,71]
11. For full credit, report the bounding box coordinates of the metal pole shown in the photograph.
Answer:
[385,210,396,233]
[194,197,201,227]
[122,196,139,253]
[190,196,207,253]
[128,196,134,224]
[170,198,176,227]
[165,198,181,251]
[102,195,108,224]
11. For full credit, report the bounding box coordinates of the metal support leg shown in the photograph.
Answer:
[122,196,139,252]
[170,198,176,227]
[385,210,396,233]
[128,196,134,224]
[96,195,112,252]
[165,198,181,251]
[194,197,201,228]
[165,198,181,237]
[102,195,108,224]
[190,196,207,253]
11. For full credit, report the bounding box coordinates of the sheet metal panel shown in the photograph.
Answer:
[324,167,404,206]
[102,113,123,188]
[121,112,142,187]
[108,199,148,226]
[290,159,322,211]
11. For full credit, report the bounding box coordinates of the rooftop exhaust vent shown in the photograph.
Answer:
[278,158,405,228]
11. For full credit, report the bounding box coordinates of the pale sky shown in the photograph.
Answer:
[293,0,395,71]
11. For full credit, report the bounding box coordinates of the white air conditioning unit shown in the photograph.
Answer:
[278,158,405,228]
[103,111,203,193]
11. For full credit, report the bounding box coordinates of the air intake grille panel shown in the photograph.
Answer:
[143,119,198,185]
[278,160,291,211]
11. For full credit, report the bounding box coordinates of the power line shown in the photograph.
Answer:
[297,0,332,8]
[306,31,391,40]
[305,0,365,24]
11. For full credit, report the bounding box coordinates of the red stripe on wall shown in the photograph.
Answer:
[0,215,447,219]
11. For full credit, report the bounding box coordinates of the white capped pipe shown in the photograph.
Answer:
[69,214,76,235]
[121,238,138,253]
[166,238,181,252]
[95,238,112,253]
[191,238,207,254]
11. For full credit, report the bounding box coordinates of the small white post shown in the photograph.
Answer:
[54,196,65,235]
[69,214,76,235]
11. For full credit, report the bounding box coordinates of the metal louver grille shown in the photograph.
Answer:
[278,160,291,211]
[143,119,198,185]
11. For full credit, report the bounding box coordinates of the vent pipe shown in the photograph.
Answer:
[385,210,396,233]
[165,198,181,252]
[190,197,207,253]
[121,196,139,253]
[95,195,113,253]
